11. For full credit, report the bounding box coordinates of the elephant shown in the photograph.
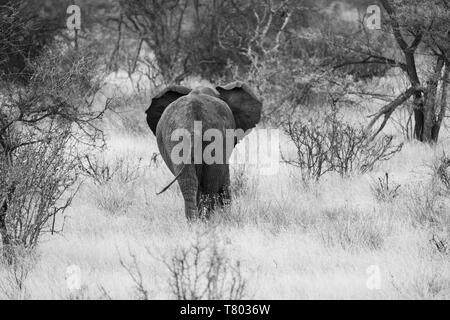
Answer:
[145,81,262,220]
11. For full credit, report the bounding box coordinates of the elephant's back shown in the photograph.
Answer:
[159,93,235,134]
[155,93,235,174]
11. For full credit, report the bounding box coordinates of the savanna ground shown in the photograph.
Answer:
[2,0,450,301]
[2,73,450,300]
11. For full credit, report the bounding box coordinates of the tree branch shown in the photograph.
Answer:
[366,87,416,139]
[380,0,409,51]
[334,54,408,72]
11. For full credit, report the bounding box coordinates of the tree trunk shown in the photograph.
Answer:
[0,136,14,262]
[432,64,449,141]
[0,191,13,263]
[413,92,424,140]
[413,57,446,143]
[0,198,10,246]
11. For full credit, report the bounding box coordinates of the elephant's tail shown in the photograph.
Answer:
[156,164,186,195]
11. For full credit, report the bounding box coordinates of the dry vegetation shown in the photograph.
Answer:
[2,0,450,300]
[2,78,450,299]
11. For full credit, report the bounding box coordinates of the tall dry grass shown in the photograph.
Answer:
[2,77,450,299]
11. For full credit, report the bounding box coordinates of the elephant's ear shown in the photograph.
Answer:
[216,81,262,132]
[145,85,191,135]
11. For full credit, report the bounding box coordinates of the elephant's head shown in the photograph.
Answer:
[145,81,262,135]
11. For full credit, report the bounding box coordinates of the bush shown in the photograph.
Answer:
[163,232,247,300]
[1,35,108,260]
[1,133,78,252]
[79,155,143,186]
[0,0,62,84]
[80,155,143,215]
[118,231,248,300]
[94,182,136,215]
[283,111,403,181]
[370,173,401,202]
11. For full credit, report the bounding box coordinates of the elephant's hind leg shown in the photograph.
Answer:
[218,167,231,207]
[218,184,231,207]
[197,191,229,220]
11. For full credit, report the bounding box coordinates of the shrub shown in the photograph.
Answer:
[371,173,401,202]
[120,252,150,300]
[94,182,135,215]
[283,111,403,181]
[0,134,78,254]
[163,232,247,300]
[1,36,108,261]
[119,231,248,300]
[81,155,143,215]
[79,155,143,186]
[283,119,333,181]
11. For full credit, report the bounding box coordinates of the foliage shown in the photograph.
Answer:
[0,0,68,84]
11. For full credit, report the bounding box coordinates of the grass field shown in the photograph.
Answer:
[2,124,450,299]
[2,76,450,300]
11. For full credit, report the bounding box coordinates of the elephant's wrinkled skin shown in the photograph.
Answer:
[146,82,262,220]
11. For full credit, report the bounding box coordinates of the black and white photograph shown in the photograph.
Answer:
[1,0,450,305]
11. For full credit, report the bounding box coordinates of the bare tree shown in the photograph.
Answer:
[0,3,109,261]
[333,0,450,143]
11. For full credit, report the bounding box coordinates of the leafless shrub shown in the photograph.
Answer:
[79,155,143,186]
[81,155,142,215]
[371,173,401,202]
[1,31,108,261]
[0,130,82,263]
[164,232,247,300]
[120,253,150,300]
[283,112,403,181]
[283,119,332,181]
